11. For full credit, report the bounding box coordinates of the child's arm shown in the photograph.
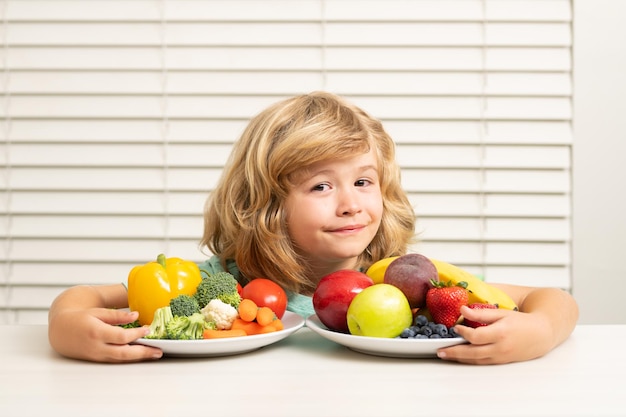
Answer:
[48,284,163,362]
[437,284,579,365]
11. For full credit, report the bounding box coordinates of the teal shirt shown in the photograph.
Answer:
[197,255,315,319]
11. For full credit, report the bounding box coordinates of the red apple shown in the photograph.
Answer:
[383,253,438,309]
[312,270,374,333]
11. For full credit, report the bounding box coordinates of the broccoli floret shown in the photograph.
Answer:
[194,271,242,309]
[169,294,200,317]
[145,306,174,339]
[165,312,213,340]
[119,319,141,329]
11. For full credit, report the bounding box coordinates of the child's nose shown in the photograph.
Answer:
[337,190,361,216]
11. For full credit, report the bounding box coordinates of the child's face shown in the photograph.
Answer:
[284,148,383,272]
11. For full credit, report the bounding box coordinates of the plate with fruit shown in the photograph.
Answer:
[306,313,467,358]
[307,254,518,358]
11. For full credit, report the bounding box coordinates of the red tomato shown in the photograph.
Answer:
[241,278,288,319]
[236,282,243,296]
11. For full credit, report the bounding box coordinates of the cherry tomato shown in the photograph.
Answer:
[241,278,288,319]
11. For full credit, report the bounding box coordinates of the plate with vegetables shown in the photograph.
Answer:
[135,311,305,357]
[127,254,304,357]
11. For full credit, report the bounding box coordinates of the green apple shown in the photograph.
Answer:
[346,283,413,338]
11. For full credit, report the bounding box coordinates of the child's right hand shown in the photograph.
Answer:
[47,283,164,362]
[49,304,163,363]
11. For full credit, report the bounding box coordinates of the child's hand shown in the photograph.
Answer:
[48,308,163,363]
[436,305,553,365]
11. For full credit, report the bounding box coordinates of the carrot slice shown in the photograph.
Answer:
[203,328,247,339]
[270,318,284,331]
[256,306,276,326]
[263,318,284,332]
[231,316,284,335]
[238,298,258,322]
[231,318,264,335]
[257,323,279,334]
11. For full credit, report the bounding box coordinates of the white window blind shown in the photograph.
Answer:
[0,0,573,324]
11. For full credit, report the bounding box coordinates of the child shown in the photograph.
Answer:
[48,91,578,364]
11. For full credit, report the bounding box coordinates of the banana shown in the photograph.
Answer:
[428,258,518,311]
[367,255,519,311]
[365,256,399,284]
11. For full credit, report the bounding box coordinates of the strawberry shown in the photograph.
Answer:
[462,302,498,328]
[425,280,469,327]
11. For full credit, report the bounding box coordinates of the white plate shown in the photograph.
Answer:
[135,311,305,357]
[305,314,467,358]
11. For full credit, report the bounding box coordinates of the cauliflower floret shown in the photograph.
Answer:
[201,298,239,330]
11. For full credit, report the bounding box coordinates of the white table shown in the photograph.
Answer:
[0,324,623,417]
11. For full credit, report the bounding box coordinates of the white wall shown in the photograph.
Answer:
[573,0,626,323]
[1,0,623,324]
[0,1,577,324]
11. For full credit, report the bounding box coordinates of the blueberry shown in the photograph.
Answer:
[419,325,433,336]
[429,333,442,339]
[400,328,416,338]
[434,324,448,337]
[448,327,459,338]
[414,315,429,327]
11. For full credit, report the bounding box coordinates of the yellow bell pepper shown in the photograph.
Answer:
[127,254,202,325]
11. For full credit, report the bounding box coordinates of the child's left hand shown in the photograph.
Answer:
[436,305,554,365]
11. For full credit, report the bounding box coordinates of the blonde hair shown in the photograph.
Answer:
[201,91,416,292]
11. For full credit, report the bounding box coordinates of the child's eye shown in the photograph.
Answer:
[311,183,330,192]
[355,179,371,187]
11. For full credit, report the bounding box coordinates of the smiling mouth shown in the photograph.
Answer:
[331,225,365,233]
